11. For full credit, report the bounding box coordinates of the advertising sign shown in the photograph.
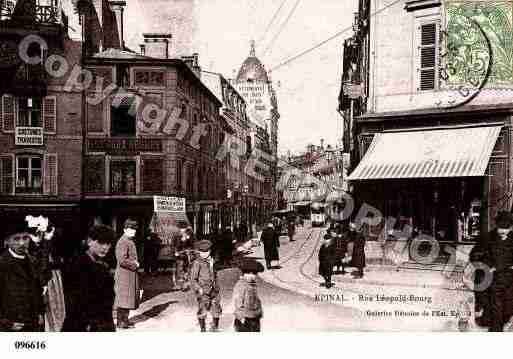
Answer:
[15,127,44,146]
[153,196,186,213]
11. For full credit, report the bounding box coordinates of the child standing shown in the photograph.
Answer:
[318,233,336,288]
[232,258,264,332]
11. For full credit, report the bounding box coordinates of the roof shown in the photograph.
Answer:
[92,48,150,60]
[236,41,269,83]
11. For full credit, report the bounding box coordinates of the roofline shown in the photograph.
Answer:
[84,57,222,107]
[357,103,513,122]
[200,70,247,106]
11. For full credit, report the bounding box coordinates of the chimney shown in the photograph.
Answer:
[320,138,324,150]
[143,33,172,59]
[109,1,126,49]
[181,53,201,78]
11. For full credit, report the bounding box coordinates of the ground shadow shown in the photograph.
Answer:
[130,301,178,324]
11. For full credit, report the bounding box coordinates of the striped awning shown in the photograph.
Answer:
[348,126,502,180]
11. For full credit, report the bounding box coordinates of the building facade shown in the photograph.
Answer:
[340,0,513,257]
[0,0,82,252]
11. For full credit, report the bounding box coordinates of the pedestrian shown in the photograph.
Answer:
[334,223,348,274]
[261,222,280,270]
[190,240,222,332]
[25,215,66,332]
[61,224,117,332]
[0,229,45,332]
[173,227,194,291]
[288,220,296,242]
[144,231,161,275]
[469,235,491,327]
[232,258,264,332]
[219,225,235,267]
[480,211,513,331]
[318,233,336,288]
[114,219,140,329]
[349,222,366,279]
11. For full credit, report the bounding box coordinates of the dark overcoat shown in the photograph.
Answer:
[61,254,115,331]
[261,227,280,261]
[0,250,44,330]
[318,241,336,277]
[349,230,366,269]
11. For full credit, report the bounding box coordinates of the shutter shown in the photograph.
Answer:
[2,95,15,133]
[85,155,106,193]
[86,93,104,133]
[43,153,58,195]
[42,96,57,134]
[0,154,15,195]
[419,23,437,91]
[142,157,163,193]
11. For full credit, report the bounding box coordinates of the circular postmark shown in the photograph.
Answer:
[435,10,493,109]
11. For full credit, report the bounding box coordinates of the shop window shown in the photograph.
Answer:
[18,97,42,127]
[142,158,163,193]
[111,96,136,137]
[110,160,136,194]
[16,155,42,194]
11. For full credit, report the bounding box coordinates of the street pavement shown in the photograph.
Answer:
[248,225,489,332]
[127,225,500,331]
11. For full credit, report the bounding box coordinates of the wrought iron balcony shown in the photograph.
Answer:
[0,0,65,25]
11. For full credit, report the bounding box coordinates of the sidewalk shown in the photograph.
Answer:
[246,225,486,331]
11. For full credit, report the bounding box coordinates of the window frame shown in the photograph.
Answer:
[15,154,43,194]
[415,17,441,92]
[108,156,139,195]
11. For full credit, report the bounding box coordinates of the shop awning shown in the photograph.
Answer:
[348,125,502,180]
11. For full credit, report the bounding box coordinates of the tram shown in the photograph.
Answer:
[310,202,326,227]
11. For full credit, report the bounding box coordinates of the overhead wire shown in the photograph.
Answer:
[269,0,403,72]
[257,0,289,49]
[262,0,302,57]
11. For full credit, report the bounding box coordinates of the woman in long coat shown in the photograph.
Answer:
[261,223,279,270]
[349,223,366,279]
[114,219,140,329]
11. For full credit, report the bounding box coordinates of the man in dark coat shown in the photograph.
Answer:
[62,224,117,332]
[349,222,366,279]
[261,222,280,269]
[287,220,296,242]
[219,226,235,267]
[318,233,336,288]
[469,235,491,327]
[334,223,348,274]
[479,211,513,331]
[0,230,45,332]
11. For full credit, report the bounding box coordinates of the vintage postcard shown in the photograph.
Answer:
[0,1,513,349]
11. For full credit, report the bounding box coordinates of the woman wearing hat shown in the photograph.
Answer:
[114,219,140,329]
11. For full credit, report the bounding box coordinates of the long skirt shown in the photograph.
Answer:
[45,269,66,332]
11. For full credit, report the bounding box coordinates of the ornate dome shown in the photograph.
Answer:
[236,41,269,83]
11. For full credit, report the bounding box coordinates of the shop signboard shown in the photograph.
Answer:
[153,196,186,213]
[15,127,43,146]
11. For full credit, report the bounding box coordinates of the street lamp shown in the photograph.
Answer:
[243,184,249,235]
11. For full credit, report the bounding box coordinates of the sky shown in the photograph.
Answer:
[121,0,357,155]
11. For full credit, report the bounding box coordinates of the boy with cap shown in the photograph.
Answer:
[62,224,117,331]
[190,240,222,332]
[232,258,264,332]
[318,233,336,288]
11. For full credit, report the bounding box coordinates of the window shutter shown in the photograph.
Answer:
[418,23,437,91]
[141,157,163,193]
[86,93,104,133]
[487,159,509,226]
[43,153,58,195]
[0,154,14,195]
[42,96,57,133]
[85,155,106,193]
[2,95,15,133]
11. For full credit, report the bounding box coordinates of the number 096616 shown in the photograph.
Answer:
[14,341,47,350]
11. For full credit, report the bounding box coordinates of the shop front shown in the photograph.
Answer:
[348,124,506,250]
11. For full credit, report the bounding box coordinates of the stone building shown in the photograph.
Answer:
[0,0,82,251]
[340,0,513,260]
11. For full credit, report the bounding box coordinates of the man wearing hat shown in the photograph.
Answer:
[232,258,264,332]
[190,240,222,332]
[478,211,513,331]
[114,219,140,329]
[0,228,45,331]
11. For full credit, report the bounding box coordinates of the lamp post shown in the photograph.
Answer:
[243,184,249,236]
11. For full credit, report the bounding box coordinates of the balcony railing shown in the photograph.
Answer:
[0,0,63,25]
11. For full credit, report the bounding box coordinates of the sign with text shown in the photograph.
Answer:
[153,196,186,213]
[15,127,44,146]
